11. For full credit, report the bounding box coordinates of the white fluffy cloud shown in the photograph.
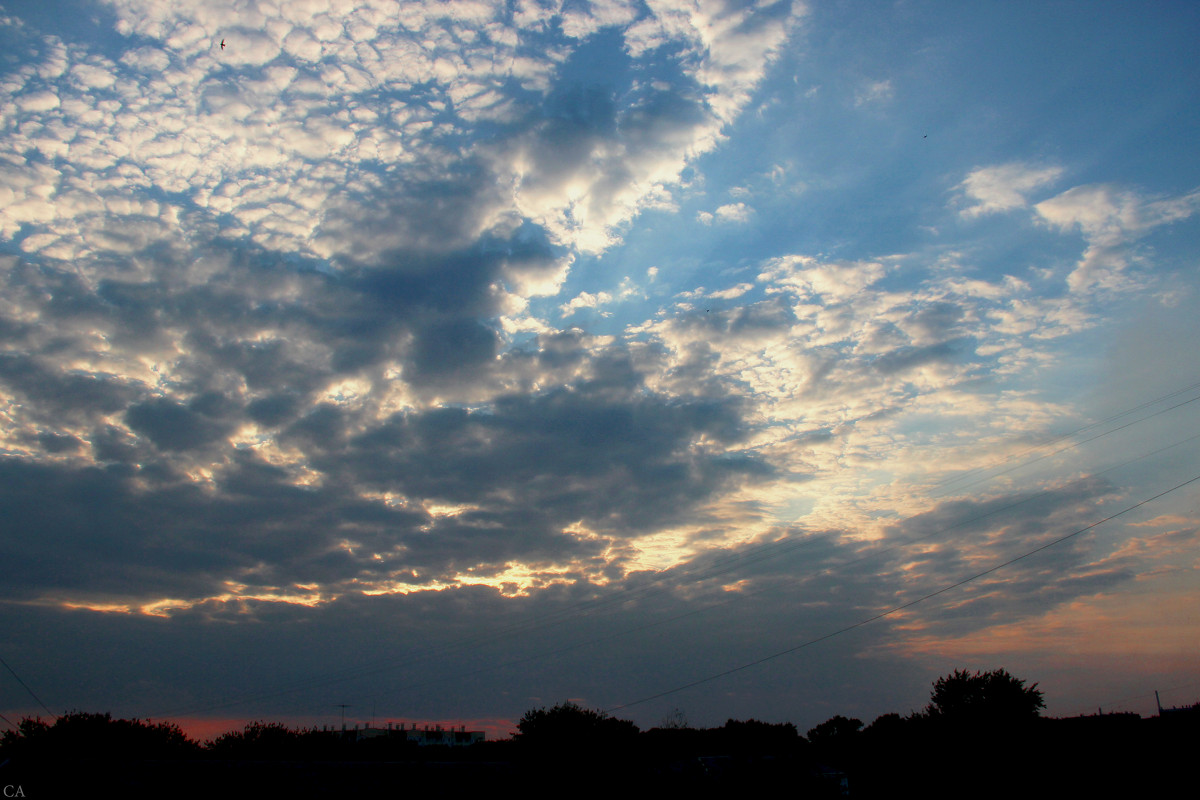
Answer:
[1035,184,1200,291]
[5,0,803,275]
[560,290,614,317]
[698,202,755,225]
[958,163,1063,218]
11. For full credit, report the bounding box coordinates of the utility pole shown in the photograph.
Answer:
[335,703,352,730]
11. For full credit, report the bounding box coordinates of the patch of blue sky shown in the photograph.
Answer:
[0,0,124,58]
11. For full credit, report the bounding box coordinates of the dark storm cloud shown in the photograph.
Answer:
[88,424,144,465]
[0,352,140,422]
[858,477,1131,636]
[125,396,235,452]
[0,22,750,475]
[245,393,303,427]
[406,313,499,379]
[872,336,976,375]
[316,160,511,263]
[0,527,919,728]
[0,332,767,604]
[628,478,1142,655]
[905,301,966,341]
[185,331,332,397]
[529,84,619,171]
[0,452,434,602]
[0,472,1155,730]
[33,431,83,452]
[0,203,566,453]
[0,118,1099,629]
[331,356,764,536]
[0,0,1049,727]
[618,83,710,150]
[0,459,229,600]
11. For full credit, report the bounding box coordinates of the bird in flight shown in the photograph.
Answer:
[220,39,226,50]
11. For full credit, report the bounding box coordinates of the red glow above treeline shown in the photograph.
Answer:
[166,715,515,743]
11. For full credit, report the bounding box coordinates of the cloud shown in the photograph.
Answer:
[854,78,892,106]
[1,0,804,273]
[620,238,1163,560]
[0,0,810,490]
[957,163,1063,218]
[0,336,767,608]
[698,202,755,225]
[17,89,60,111]
[708,282,754,300]
[860,477,1197,655]
[560,290,614,317]
[759,255,887,304]
[1034,184,1200,291]
[124,396,236,452]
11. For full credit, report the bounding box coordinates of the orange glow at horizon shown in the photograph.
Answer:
[165,714,517,743]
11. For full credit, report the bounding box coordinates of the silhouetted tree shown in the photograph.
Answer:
[718,718,801,756]
[659,706,690,730]
[923,668,1044,723]
[514,702,639,777]
[515,701,639,746]
[805,715,863,776]
[806,714,863,746]
[862,712,906,738]
[0,711,198,761]
[207,720,311,759]
[900,669,1049,795]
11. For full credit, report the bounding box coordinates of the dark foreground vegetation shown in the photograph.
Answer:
[2,669,1197,797]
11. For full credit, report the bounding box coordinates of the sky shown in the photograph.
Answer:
[1,0,1199,740]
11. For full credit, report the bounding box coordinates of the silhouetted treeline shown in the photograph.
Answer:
[3,671,1198,797]
[0,711,198,762]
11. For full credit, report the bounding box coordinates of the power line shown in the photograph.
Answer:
[152,383,1200,721]
[605,471,1200,713]
[932,381,1200,496]
[154,428,1200,721]
[0,654,57,721]
[1060,679,1200,717]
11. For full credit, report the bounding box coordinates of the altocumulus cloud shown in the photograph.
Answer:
[0,0,802,610]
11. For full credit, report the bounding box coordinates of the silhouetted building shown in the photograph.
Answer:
[1156,690,1200,719]
[348,722,484,746]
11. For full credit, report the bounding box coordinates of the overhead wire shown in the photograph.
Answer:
[0,653,56,721]
[362,431,1200,713]
[931,380,1200,497]
[154,404,1200,721]
[150,379,1200,719]
[606,471,1200,713]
